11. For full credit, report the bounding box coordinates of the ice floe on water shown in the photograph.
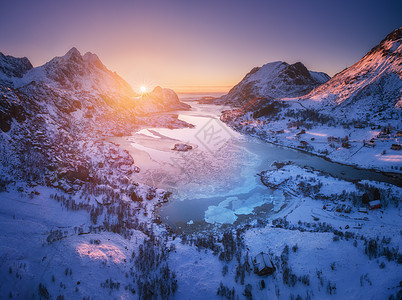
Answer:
[204,189,286,224]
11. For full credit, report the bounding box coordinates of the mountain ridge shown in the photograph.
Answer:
[299,27,402,118]
[0,47,191,134]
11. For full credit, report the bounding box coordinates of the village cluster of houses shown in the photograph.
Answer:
[224,112,401,152]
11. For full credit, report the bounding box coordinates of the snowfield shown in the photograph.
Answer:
[1,159,400,299]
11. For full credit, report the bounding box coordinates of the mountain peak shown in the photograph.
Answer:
[219,60,329,106]
[383,27,402,43]
[365,27,402,58]
[64,47,81,59]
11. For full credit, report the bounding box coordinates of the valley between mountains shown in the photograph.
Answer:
[0,28,401,299]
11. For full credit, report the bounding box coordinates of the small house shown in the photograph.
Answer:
[354,122,365,129]
[391,144,401,150]
[342,142,351,148]
[364,141,376,148]
[377,133,389,138]
[298,141,312,150]
[253,252,276,276]
[328,136,340,142]
[300,141,308,147]
[358,207,368,214]
[296,129,306,135]
[369,200,381,210]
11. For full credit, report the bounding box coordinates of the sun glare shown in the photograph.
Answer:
[140,86,147,93]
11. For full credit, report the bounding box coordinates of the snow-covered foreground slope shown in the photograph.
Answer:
[0,183,174,299]
[1,161,400,299]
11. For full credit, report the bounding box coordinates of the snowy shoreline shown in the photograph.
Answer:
[223,117,402,187]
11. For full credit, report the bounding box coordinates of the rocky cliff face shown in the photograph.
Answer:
[0,52,33,86]
[219,61,330,106]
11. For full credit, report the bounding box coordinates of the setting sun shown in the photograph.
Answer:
[140,86,147,93]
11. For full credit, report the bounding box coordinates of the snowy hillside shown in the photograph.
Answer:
[300,27,402,120]
[0,48,194,200]
[217,61,330,106]
[221,28,402,173]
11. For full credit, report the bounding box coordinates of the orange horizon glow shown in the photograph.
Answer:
[3,2,400,98]
[136,84,231,95]
[169,85,232,94]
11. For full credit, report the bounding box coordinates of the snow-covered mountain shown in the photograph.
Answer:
[0,48,192,199]
[218,61,330,106]
[301,27,402,119]
[14,47,135,98]
[0,48,190,134]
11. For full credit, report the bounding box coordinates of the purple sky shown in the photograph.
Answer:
[1,0,401,93]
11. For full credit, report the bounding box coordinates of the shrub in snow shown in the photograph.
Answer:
[38,283,50,299]
[300,274,310,286]
[365,239,378,259]
[283,266,297,287]
[326,281,336,295]
[217,282,235,300]
[243,284,252,300]
[222,264,228,276]
[100,278,120,290]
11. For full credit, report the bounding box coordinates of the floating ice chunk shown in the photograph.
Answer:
[204,205,237,224]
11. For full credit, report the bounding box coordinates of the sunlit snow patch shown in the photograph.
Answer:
[76,243,126,264]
